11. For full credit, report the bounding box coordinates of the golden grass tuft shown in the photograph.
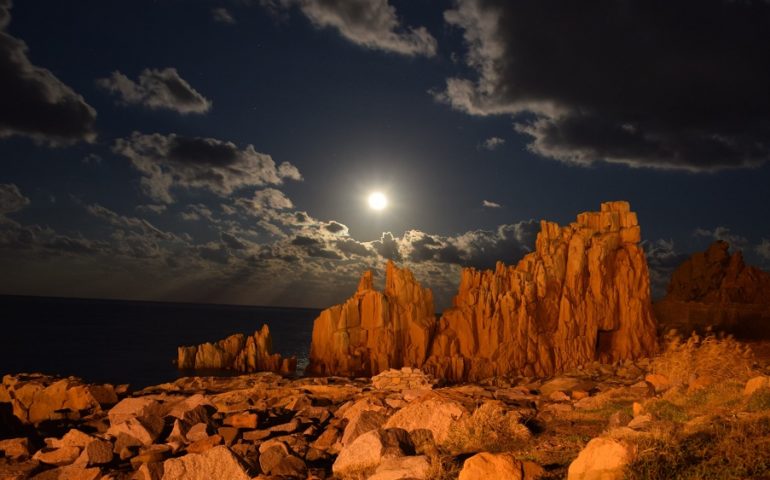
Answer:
[443,401,532,455]
[650,331,755,390]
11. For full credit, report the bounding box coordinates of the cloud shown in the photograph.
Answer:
[482,199,501,208]
[0,1,96,145]
[757,239,770,263]
[0,183,29,214]
[479,136,504,151]
[437,0,770,171]
[97,68,211,114]
[114,132,302,203]
[266,0,436,57]
[136,204,167,214]
[212,7,236,24]
[693,226,748,248]
[643,239,689,298]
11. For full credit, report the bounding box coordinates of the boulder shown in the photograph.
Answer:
[654,241,770,337]
[368,455,431,480]
[0,437,29,460]
[383,392,467,445]
[341,409,388,447]
[1,374,110,424]
[33,446,81,466]
[161,445,249,480]
[307,261,436,377]
[176,325,297,375]
[258,442,290,474]
[29,464,101,480]
[745,376,770,396]
[223,412,257,429]
[332,428,414,477]
[567,437,635,480]
[458,452,525,480]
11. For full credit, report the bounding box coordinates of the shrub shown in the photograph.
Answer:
[650,332,755,390]
[645,399,688,423]
[444,401,531,454]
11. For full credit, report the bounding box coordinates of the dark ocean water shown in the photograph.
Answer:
[0,296,318,389]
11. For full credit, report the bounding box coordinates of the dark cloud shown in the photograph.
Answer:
[372,231,402,261]
[0,1,96,145]
[0,183,29,214]
[212,7,236,24]
[438,0,770,171]
[221,232,248,250]
[291,235,319,246]
[322,220,347,234]
[335,238,375,258]
[264,0,437,57]
[114,132,302,203]
[97,68,211,114]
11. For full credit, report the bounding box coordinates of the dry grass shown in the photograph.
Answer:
[426,455,463,480]
[623,333,770,479]
[626,414,770,480]
[650,331,755,390]
[443,401,532,455]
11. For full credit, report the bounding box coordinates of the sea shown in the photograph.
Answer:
[0,295,318,389]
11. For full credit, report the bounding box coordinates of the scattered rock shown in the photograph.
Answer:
[458,452,527,480]
[341,409,388,446]
[745,375,770,396]
[161,445,249,480]
[33,446,81,466]
[0,437,29,460]
[332,428,414,477]
[383,392,467,444]
[223,412,257,429]
[368,455,431,480]
[644,373,671,393]
[567,437,635,480]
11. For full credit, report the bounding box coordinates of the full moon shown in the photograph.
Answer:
[368,192,388,211]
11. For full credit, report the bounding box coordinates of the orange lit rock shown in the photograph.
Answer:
[177,324,296,375]
[654,241,770,336]
[307,261,436,377]
[424,201,658,381]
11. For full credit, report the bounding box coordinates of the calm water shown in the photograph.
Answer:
[0,296,318,389]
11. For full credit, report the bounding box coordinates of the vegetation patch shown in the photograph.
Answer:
[626,415,770,480]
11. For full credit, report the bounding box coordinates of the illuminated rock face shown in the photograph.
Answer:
[309,201,658,381]
[177,324,296,375]
[423,201,658,381]
[306,261,436,377]
[654,241,770,336]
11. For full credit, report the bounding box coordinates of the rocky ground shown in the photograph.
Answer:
[2,337,770,480]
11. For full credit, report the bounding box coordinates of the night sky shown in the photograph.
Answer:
[1,0,769,309]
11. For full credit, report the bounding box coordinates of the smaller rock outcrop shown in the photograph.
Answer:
[307,261,436,377]
[654,241,770,337]
[177,324,296,375]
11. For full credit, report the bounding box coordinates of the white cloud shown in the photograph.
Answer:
[97,68,211,114]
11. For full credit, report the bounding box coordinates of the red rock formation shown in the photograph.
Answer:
[306,261,436,377]
[423,201,658,381]
[654,241,770,336]
[177,324,296,375]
